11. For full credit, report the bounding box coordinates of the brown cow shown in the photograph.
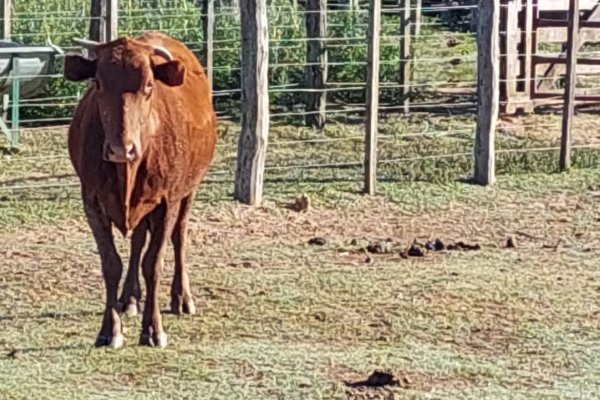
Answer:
[63,32,217,348]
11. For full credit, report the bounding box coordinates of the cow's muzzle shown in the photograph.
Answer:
[102,142,138,163]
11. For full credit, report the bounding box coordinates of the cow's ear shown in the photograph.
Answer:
[64,55,97,82]
[153,60,185,87]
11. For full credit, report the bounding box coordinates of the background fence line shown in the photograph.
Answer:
[0,0,599,205]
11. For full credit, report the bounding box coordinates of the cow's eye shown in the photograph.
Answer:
[91,78,101,91]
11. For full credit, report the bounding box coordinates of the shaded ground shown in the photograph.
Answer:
[0,156,599,398]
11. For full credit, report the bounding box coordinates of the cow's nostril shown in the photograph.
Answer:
[126,144,137,161]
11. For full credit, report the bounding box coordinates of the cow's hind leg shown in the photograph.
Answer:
[139,202,180,348]
[170,192,196,315]
[118,219,147,317]
[83,196,124,349]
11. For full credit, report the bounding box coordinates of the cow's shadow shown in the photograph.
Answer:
[4,344,88,358]
[1,310,107,356]
[0,309,103,322]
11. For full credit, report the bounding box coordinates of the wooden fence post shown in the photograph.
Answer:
[412,0,422,37]
[305,0,327,128]
[89,0,117,43]
[1,0,10,128]
[1,0,11,39]
[89,0,102,41]
[399,0,411,113]
[234,0,270,205]
[105,0,118,42]
[473,0,499,186]
[364,0,381,195]
[202,0,214,88]
[560,0,579,171]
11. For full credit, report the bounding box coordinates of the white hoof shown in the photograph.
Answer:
[95,334,124,349]
[155,332,168,348]
[110,335,124,349]
[140,332,168,348]
[184,300,196,316]
[125,303,139,318]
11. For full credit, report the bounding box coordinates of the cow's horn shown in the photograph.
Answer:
[152,46,173,61]
[73,38,101,50]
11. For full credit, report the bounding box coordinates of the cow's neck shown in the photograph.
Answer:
[112,162,137,235]
[107,112,160,236]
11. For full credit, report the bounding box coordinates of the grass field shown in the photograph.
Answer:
[1,1,600,398]
[1,124,600,399]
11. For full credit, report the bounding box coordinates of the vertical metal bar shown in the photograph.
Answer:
[530,0,539,100]
[10,56,19,148]
[304,0,328,128]
[399,0,411,113]
[1,0,10,132]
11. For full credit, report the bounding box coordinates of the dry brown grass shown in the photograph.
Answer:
[1,163,600,398]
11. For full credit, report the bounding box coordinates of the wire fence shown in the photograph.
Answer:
[1,0,600,199]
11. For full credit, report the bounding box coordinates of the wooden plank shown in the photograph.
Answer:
[560,0,579,171]
[364,0,381,196]
[538,26,600,42]
[399,0,410,113]
[535,98,598,105]
[202,0,215,88]
[234,0,270,206]
[535,90,600,97]
[565,65,600,74]
[538,18,600,28]
[1,0,10,39]
[536,0,595,11]
[474,0,499,186]
[304,0,327,128]
[534,55,600,65]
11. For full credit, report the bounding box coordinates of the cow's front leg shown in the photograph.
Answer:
[83,196,124,349]
[139,202,180,348]
[119,219,147,317]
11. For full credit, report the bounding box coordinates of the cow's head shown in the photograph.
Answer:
[63,37,186,163]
